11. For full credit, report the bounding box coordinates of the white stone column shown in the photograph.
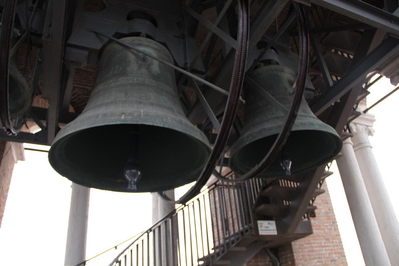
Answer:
[336,138,390,266]
[64,183,90,266]
[351,113,399,265]
[151,190,175,223]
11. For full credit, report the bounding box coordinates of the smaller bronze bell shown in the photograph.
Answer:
[229,65,342,178]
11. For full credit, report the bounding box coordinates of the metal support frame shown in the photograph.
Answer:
[4,1,399,259]
[282,166,325,234]
[309,33,334,88]
[310,36,399,116]
[187,0,289,124]
[326,29,386,134]
[41,0,69,144]
[310,0,399,36]
[186,7,238,50]
[282,29,395,234]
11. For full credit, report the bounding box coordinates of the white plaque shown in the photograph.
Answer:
[257,220,277,235]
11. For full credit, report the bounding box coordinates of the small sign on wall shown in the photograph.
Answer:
[257,220,277,235]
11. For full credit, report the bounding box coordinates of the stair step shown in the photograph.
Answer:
[260,186,297,201]
[321,171,333,180]
[230,246,246,251]
[255,204,289,218]
[320,51,352,76]
[321,31,361,54]
[214,260,230,265]
[280,174,302,183]
[305,205,317,214]
[313,188,325,198]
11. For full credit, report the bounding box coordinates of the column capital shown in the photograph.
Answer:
[350,112,376,135]
[350,112,376,151]
[349,123,375,137]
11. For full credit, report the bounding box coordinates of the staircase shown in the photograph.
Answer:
[108,181,256,266]
[92,168,331,266]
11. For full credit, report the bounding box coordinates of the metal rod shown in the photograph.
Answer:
[219,187,229,254]
[204,192,213,262]
[190,78,222,132]
[89,29,231,98]
[176,0,250,204]
[152,230,156,266]
[227,184,236,237]
[365,74,383,89]
[310,32,334,87]
[364,84,399,113]
[186,7,238,50]
[246,76,290,113]
[147,232,150,266]
[197,199,206,260]
[186,0,234,71]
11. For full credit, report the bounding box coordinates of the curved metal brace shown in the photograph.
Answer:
[0,0,18,135]
[0,0,37,136]
[215,1,310,182]
[159,0,250,205]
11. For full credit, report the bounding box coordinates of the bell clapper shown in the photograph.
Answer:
[125,161,141,190]
[280,153,292,175]
[124,125,141,191]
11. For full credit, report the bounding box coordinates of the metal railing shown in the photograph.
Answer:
[77,171,324,266]
[103,178,266,266]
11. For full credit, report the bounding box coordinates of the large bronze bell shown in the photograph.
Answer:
[48,37,211,192]
[229,65,342,178]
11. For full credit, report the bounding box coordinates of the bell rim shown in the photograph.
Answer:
[49,123,211,192]
[229,128,343,178]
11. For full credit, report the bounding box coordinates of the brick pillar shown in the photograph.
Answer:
[0,141,24,227]
[290,183,347,265]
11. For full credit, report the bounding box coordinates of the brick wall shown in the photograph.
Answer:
[279,244,296,265]
[245,248,273,266]
[0,142,24,227]
[245,182,347,265]
[291,183,347,265]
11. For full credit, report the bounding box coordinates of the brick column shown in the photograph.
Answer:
[0,141,24,227]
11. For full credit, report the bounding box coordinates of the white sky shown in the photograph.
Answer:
[0,78,398,265]
[0,150,153,265]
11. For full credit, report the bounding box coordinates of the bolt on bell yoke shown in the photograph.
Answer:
[48,37,211,192]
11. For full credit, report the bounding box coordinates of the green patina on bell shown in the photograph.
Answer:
[229,65,342,178]
[49,37,211,192]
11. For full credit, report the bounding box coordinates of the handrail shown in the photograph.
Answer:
[83,178,267,266]
[78,172,320,265]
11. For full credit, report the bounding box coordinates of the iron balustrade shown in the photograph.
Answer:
[76,178,268,266]
[75,170,324,266]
